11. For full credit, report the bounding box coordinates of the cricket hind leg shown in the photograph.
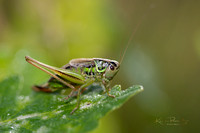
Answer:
[32,77,56,93]
[32,83,53,93]
[33,77,71,93]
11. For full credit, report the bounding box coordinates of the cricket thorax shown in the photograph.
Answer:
[64,58,120,81]
[64,60,105,79]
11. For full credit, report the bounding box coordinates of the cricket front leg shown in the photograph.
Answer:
[102,80,115,98]
[70,79,95,114]
[106,88,115,98]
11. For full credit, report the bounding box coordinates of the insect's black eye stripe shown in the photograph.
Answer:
[110,62,117,67]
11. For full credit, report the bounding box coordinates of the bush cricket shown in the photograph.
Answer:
[25,13,143,114]
[25,56,120,114]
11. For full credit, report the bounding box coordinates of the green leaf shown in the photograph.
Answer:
[0,76,143,133]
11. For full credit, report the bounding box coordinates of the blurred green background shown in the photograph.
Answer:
[0,0,200,132]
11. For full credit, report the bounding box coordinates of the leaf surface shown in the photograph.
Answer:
[0,76,143,133]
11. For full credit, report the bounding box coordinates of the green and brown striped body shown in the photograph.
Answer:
[25,56,120,114]
[31,58,120,92]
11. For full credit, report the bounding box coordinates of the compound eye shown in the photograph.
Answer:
[110,65,115,71]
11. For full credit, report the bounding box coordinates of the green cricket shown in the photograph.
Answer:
[25,56,120,114]
[25,16,141,114]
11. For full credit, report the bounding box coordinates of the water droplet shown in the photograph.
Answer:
[55,110,63,114]
[57,97,62,101]
[80,102,92,109]
[36,126,49,133]
[58,105,64,109]
[17,96,30,103]
[62,115,66,119]
[42,116,48,120]
[16,113,40,120]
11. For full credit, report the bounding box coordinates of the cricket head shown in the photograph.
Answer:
[105,60,120,80]
[94,58,120,80]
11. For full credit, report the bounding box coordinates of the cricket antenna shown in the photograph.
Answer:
[119,12,147,64]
